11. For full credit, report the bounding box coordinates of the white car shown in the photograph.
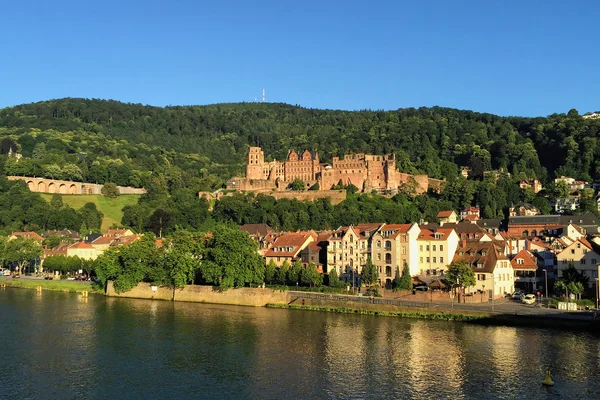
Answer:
[521,294,536,305]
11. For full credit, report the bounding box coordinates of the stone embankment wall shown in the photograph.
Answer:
[198,189,347,205]
[381,289,501,303]
[106,281,291,306]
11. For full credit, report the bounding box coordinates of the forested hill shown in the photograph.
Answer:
[1,98,600,190]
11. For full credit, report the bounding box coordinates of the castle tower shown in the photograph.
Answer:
[246,147,265,180]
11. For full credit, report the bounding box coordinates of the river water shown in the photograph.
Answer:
[0,288,598,399]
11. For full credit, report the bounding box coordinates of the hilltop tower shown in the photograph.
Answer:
[246,147,265,180]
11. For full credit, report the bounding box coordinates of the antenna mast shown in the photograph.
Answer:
[262,88,265,103]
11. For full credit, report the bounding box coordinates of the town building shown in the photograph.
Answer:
[510,249,541,293]
[437,210,458,224]
[370,223,419,287]
[554,197,580,214]
[9,231,44,241]
[323,226,362,283]
[555,238,600,289]
[264,232,315,267]
[509,202,540,217]
[460,207,480,221]
[66,241,99,260]
[415,227,459,282]
[453,241,513,298]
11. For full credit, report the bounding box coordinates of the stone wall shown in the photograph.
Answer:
[7,176,146,195]
[106,281,291,306]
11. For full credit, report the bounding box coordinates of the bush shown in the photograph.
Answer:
[60,275,68,280]
[101,183,120,198]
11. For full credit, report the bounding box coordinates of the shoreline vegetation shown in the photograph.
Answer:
[0,278,103,294]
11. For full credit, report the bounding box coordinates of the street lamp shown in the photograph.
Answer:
[543,269,548,308]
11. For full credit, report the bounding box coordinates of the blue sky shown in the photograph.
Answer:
[1,0,598,116]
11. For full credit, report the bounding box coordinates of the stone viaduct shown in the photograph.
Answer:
[7,176,146,195]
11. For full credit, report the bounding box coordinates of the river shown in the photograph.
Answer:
[0,287,598,399]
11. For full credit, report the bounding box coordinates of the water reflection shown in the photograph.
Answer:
[1,288,599,400]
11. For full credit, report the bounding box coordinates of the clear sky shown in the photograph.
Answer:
[1,0,598,116]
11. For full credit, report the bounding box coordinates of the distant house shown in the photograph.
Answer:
[67,241,99,260]
[460,206,480,221]
[554,197,580,214]
[42,229,80,239]
[519,179,543,194]
[437,210,458,224]
[509,202,540,217]
[104,229,135,237]
[554,176,588,192]
[9,231,44,242]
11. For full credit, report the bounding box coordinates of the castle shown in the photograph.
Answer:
[226,147,443,194]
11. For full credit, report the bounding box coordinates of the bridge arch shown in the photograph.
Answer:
[69,184,77,194]
[59,184,67,194]
[47,182,56,193]
[37,181,46,192]
[27,181,35,191]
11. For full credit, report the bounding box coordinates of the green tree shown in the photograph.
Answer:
[301,263,322,287]
[101,182,120,198]
[308,182,320,191]
[328,268,342,288]
[265,259,277,284]
[361,257,378,286]
[3,238,43,275]
[394,262,412,291]
[160,231,203,288]
[200,225,265,289]
[288,260,303,285]
[446,261,476,290]
[288,179,305,191]
[275,261,290,285]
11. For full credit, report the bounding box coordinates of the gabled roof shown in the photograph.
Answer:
[510,250,538,270]
[437,210,455,218]
[417,227,455,241]
[44,243,70,258]
[69,241,95,250]
[439,222,485,237]
[264,233,313,257]
[91,236,114,245]
[556,238,597,257]
[453,241,508,273]
[10,231,44,241]
[240,224,272,237]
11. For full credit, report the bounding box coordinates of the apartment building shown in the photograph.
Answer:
[415,227,459,282]
[370,223,419,287]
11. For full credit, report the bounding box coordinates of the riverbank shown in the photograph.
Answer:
[0,277,103,294]
[267,303,600,333]
[266,303,488,321]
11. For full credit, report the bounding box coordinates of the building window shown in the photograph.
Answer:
[440,257,444,264]
[433,245,436,251]
[385,266,392,277]
[385,253,392,264]
[377,241,381,248]
[592,258,597,265]
[385,241,392,251]
[581,259,586,265]
[420,245,423,251]
[420,257,423,263]
[517,259,524,265]
[377,253,381,261]
[571,249,575,254]
[402,246,406,255]
[440,245,444,251]
[433,257,436,263]
[426,245,430,251]
[426,257,430,263]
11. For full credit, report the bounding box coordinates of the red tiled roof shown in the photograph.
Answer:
[11,231,44,241]
[437,210,455,218]
[417,228,454,241]
[510,250,538,270]
[69,241,94,250]
[264,233,313,257]
[463,214,479,221]
[92,236,114,245]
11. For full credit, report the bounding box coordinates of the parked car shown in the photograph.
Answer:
[414,285,429,292]
[512,291,523,300]
[521,294,536,305]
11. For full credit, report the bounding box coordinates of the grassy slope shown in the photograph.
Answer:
[0,277,104,294]
[40,194,141,231]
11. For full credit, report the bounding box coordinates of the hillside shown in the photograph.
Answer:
[1,99,599,192]
[39,194,141,231]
